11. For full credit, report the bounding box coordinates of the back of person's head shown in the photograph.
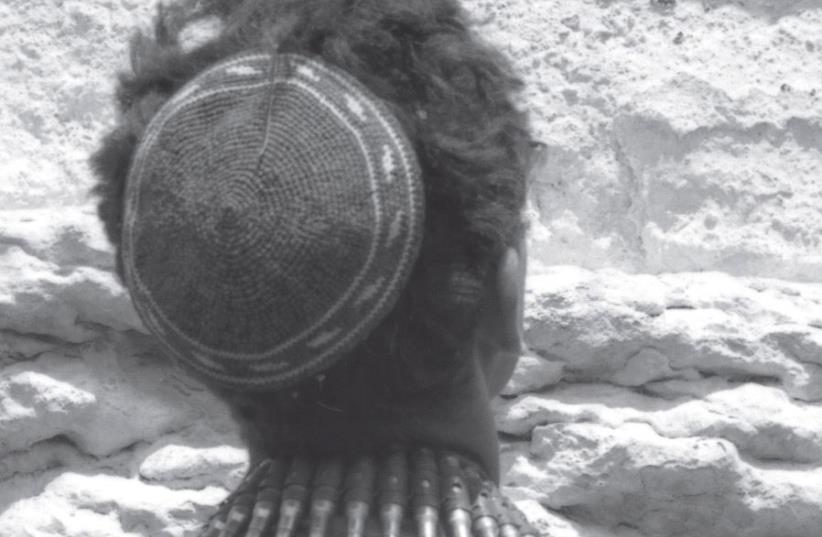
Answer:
[92,0,533,399]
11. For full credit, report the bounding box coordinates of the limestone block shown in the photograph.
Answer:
[497,265,822,535]
[138,425,247,490]
[506,498,646,537]
[0,243,142,343]
[0,0,153,209]
[0,207,116,271]
[498,382,822,464]
[0,334,247,537]
[501,352,564,397]
[0,338,225,459]
[465,0,822,280]
[503,420,822,537]
[525,266,822,401]
[0,472,228,537]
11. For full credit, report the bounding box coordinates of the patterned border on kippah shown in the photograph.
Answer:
[122,52,423,391]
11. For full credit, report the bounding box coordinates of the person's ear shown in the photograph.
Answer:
[474,240,526,396]
[496,242,526,352]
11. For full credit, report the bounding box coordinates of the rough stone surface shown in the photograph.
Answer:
[524,268,822,402]
[2,0,821,536]
[495,268,822,536]
[464,0,822,281]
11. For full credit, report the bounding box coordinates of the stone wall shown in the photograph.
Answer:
[467,0,822,281]
[1,1,820,536]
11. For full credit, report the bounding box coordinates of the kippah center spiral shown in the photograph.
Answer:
[121,52,423,391]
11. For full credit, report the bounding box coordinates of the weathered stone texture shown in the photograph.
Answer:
[2,0,821,536]
[464,0,822,281]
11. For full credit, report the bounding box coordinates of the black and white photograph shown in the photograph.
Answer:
[0,1,820,536]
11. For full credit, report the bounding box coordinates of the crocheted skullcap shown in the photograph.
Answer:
[122,51,423,391]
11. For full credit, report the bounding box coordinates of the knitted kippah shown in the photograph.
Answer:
[122,51,424,391]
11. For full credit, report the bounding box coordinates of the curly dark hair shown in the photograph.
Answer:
[92,0,533,399]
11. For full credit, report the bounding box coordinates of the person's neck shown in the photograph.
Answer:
[219,349,501,482]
